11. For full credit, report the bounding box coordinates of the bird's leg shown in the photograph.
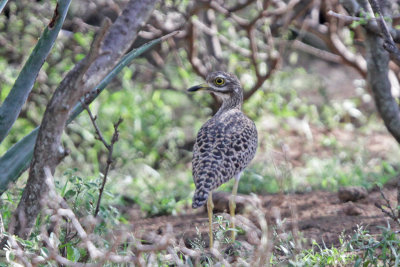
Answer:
[207,191,214,248]
[230,174,240,241]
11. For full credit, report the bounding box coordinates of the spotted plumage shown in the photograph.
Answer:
[189,71,258,209]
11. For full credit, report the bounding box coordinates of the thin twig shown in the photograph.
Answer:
[81,100,123,217]
[209,1,248,26]
[94,117,123,217]
[81,100,109,149]
[242,11,281,100]
[191,18,267,59]
[374,187,400,226]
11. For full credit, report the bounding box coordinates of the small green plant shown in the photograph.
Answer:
[349,225,400,266]
[60,169,99,215]
[285,225,400,266]
[291,241,355,266]
[214,215,238,244]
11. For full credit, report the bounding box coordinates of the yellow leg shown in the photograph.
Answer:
[207,191,214,248]
[230,178,239,241]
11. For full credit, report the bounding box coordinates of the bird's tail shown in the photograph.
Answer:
[192,188,209,209]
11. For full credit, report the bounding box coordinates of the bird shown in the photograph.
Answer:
[188,71,258,248]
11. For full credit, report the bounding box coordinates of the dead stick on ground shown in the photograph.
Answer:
[81,100,123,217]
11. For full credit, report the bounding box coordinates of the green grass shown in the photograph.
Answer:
[287,225,400,266]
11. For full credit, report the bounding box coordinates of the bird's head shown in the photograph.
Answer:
[187,71,242,101]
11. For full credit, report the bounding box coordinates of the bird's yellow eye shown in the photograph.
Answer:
[214,77,225,86]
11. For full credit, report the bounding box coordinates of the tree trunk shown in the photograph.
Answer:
[363,0,400,144]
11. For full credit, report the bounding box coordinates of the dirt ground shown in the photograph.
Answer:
[132,182,399,250]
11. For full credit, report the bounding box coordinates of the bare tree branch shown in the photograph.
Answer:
[290,39,342,63]
[323,3,368,77]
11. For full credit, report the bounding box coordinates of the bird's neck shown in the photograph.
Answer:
[215,88,243,116]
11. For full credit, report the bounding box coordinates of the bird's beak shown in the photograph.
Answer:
[187,83,210,92]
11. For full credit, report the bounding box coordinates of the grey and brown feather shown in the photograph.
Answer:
[191,71,258,208]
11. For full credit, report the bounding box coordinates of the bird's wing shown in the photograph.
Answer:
[192,110,258,190]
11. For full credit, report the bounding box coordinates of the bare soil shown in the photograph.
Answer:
[132,183,399,249]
